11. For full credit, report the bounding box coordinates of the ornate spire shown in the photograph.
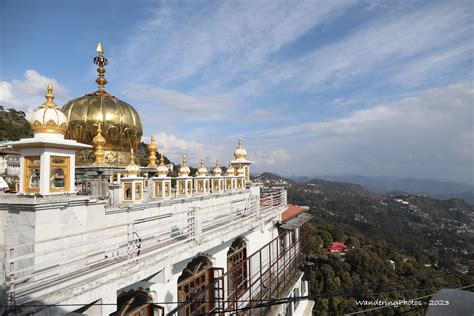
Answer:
[213,159,222,176]
[147,135,158,168]
[93,41,108,92]
[41,83,57,109]
[92,123,107,165]
[157,153,169,177]
[126,148,140,177]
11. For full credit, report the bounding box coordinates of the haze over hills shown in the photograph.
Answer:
[255,172,473,267]
[289,174,474,204]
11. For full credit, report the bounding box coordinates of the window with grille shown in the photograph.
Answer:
[227,237,248,303]
[24,156,40,193]
[177,256,214,316]
[50,156,70,192]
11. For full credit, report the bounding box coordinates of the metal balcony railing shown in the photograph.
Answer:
[169,225,310,316]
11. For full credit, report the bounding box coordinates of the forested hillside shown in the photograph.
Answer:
[256,173,474,314]
[0,107,32,140]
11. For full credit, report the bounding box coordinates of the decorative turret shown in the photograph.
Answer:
[7,83,91,195]
[231,138,252,183]
[126,148,140,177]
[147,135,158,168]
[157,154,169,177]
[196,157,208,177]
[212,160,222,176]
[30,83,68,137]
[211,159,225,193]
[92,123,106,165]
[178,155,191,177]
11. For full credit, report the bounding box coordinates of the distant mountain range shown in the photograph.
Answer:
[288,174,474,203]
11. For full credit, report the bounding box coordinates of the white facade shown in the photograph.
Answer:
[0,183,312,315]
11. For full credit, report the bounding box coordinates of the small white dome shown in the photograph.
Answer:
[30,84,68,136]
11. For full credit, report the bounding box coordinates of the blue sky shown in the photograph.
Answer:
[1,0,473,183]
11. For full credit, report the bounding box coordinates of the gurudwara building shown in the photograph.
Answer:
[0,44,313,316]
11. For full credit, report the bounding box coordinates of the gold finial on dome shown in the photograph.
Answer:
[30,84,68,135]
[226,161,235,176]
[157,153,169,177]
[92,123,106,165]
[42,83,56,108]
[147,135,158,168]
[196,157,208,176]
[126,148,140,177]
[96,42,104,54]
[213,159,222,176]
[178,155,191,177]
[93,42,108,92]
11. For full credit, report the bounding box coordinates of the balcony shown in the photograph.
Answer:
[169,224,310,315]
[2,187,288,309]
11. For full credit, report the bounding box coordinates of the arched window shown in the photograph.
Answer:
[116,289,161,316]
[177,255,214,316]
[227,237,248,302]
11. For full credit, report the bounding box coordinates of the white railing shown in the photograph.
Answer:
[3,188,287,305]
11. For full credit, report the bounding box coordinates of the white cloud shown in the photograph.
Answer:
[0,70,67,113]
[252,148,290,166]
[233,2,473,95]
[125,84,238,116]
[151,132,206,164]
[119,0,356,89]
[246,83,474,182]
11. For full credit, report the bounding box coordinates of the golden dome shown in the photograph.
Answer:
[62,43,143,166]
[233,138,248,160]
[30,83,68,136]
[212,160,222,176]
[157,154,169,177]
[178,155,190,177]
[196,157,208,177]
[226,161,235,176]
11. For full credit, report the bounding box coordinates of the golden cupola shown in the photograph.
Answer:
[30,83,68,137]
[212,160,222,176]
[61,42,143,166]
[233,138,248,161]
[226,161,235,176]
[178,155,191,177]
[157,154,169,177]
[126,149,140,177]
[236,162,245,177]
[196,157,208,177]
